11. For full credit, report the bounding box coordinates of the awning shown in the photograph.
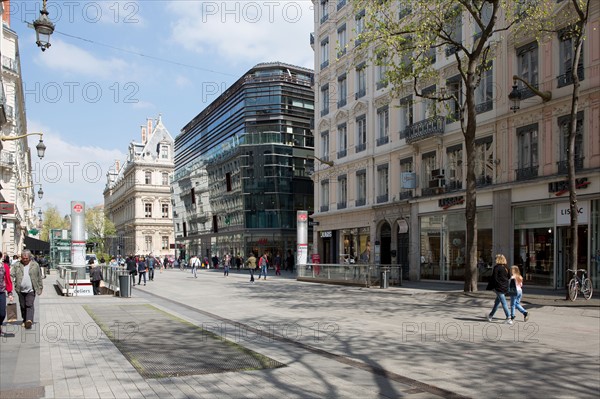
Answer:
[24,236,50,254]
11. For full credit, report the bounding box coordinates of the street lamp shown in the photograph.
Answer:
[17,184,44,200]
[0,132,46,159]
[508,75,552,113]
[309,154,334,167]
[32,0,55,51]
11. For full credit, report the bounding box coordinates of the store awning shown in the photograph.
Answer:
[24,236,50,254]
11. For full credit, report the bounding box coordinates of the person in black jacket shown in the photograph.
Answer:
[486,254,512,324]
[126,255,137,286]
[89,259,103,295]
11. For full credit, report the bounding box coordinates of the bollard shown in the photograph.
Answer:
[380,268,389,289]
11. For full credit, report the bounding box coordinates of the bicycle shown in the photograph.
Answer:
[567,269,593,301]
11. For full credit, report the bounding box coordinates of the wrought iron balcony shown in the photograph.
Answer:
[376,136,389,146]
[557,66,584,88]
[405,116,446,144]
[355,89,366,100]
[446,180,463,192]
[515,165,538,181]
[320,107,329,117]
[376,80,388,90]
[320,14,329,24]
[422,187,443,196]
[355,142,366,153]
[557,157,584,174]
[355,198,366,207]
[337,149,347,159]
[476,175,492,187]
[337,201,347,210]
[376,193,389,204]
[320,205,329,212]
[320,60,329,70]
[475,100,493,114]
[399,191,413,200]
[337,98,347,108]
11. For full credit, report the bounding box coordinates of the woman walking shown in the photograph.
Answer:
[486,254,512,324]
[509,266,529,322]
[137,257,147,286]
[0,252,14,336]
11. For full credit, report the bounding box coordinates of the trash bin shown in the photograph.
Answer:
[380,268,389,289]
[119,273,131,298]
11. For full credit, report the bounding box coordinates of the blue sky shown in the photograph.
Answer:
[8,0,315,215]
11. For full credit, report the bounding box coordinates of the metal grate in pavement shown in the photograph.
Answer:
[84,304,285,379]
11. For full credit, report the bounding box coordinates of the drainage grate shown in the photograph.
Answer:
[84,304,285,379]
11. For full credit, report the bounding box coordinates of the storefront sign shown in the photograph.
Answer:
[556,201,589,226]
[439,196,464,210]
[548,177,590,196]
[320,231,332,238]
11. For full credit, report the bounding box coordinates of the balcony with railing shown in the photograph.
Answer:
[404,116,446,144]
[320,205,329,212]
[557,157,584,174]
[475,100,493,114]
[337,98,347,108]
[0,151,15,168]
[337,201,347,210]
[355,88,366,100]
[376,193,389,204]
[376,136,389,146]
[2,56,19,73]
[446,180,463,192]
[476,175,493,187]
[557,66,584,88]
[355,142,366,153]
[337,149,347,159]
[398,191,413,200]
[515,165,539,181]
[355,198,366,207]
[321,107,329,117]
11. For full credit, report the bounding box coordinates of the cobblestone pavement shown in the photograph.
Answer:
[1,268,598,399]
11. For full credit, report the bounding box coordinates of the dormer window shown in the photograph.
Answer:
[161,144,169,159]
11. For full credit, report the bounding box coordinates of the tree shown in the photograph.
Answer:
[524,0,591,298]
[85,206,116,255]
[353,0,540,291]
[40,205,70,242]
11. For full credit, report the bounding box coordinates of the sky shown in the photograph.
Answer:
[7,0,316,215]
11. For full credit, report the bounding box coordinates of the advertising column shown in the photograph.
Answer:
[297,211,308,277]
[71,201,87,279]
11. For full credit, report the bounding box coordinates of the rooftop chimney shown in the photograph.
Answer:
[141,126,147,144]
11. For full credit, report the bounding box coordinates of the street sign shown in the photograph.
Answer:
[0,202,14,214]
[309,221,319,227]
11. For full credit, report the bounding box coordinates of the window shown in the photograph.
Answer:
[444,76,462,122]
[162,172,169,186]
[320,0,329,23]
[376,53,388,89]
[473,2,492,42]
[190,188,196,204]
[145,171,152,185]
[400,158,414,198]
[422,85,437,119]
[338,174,347,209]
[162,203,169,218]
[320,130,329,161]
[475,136,494,186]
[337,24,347,57]
[422,151,437,189]
[321,84,330,116]
[337,0,346,11]
[356,115,367,152]
[376,106,389,146]
[516,124,539,180]
[145,236,152,253]
[516,42,538,99]
[337,74,347,107]
[320,179,330,212]
[338,123,347,158]
[558,113,584,173]
[355,63,366,99]
[446,145,463,190]
[160,145,169,159]
[399,96,413,138]
[161,236,169,250]
[445,12,462,57]
[356,170,366,206]
[145,203,152,218]
[558,29,584,87]
[377,164,389,203]
[475,63,493,113]
[320,38,330,69]
[355,10,365,46]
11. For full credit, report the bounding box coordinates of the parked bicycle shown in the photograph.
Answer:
[567,269,593,301]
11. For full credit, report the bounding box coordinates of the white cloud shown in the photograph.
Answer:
[34,38,130,80]
[131,100,155,110]
[27,122,124,216]
[166,1,315,68]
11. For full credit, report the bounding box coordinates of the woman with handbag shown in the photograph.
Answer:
[0,253,14,336]
[486,254,513,325]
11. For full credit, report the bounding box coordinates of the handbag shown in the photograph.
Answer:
[99,280,105,288]
[7,300,17,322]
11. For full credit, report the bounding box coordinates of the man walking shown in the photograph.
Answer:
[147,255,156,281]
[190,255,200,278]
[10,249,43,329]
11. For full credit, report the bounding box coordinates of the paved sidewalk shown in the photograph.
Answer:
[1,268,598,399]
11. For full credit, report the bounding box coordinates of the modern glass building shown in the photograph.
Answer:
[173,62,315,261]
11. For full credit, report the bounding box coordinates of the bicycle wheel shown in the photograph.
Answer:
[582,278,593,300]
[568,278,578,301]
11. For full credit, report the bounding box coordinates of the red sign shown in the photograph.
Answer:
[0,202,15,215]
[73,204,83,213]
[298,213,308,222]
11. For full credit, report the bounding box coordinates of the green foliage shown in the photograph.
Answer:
[40,205,69,242]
